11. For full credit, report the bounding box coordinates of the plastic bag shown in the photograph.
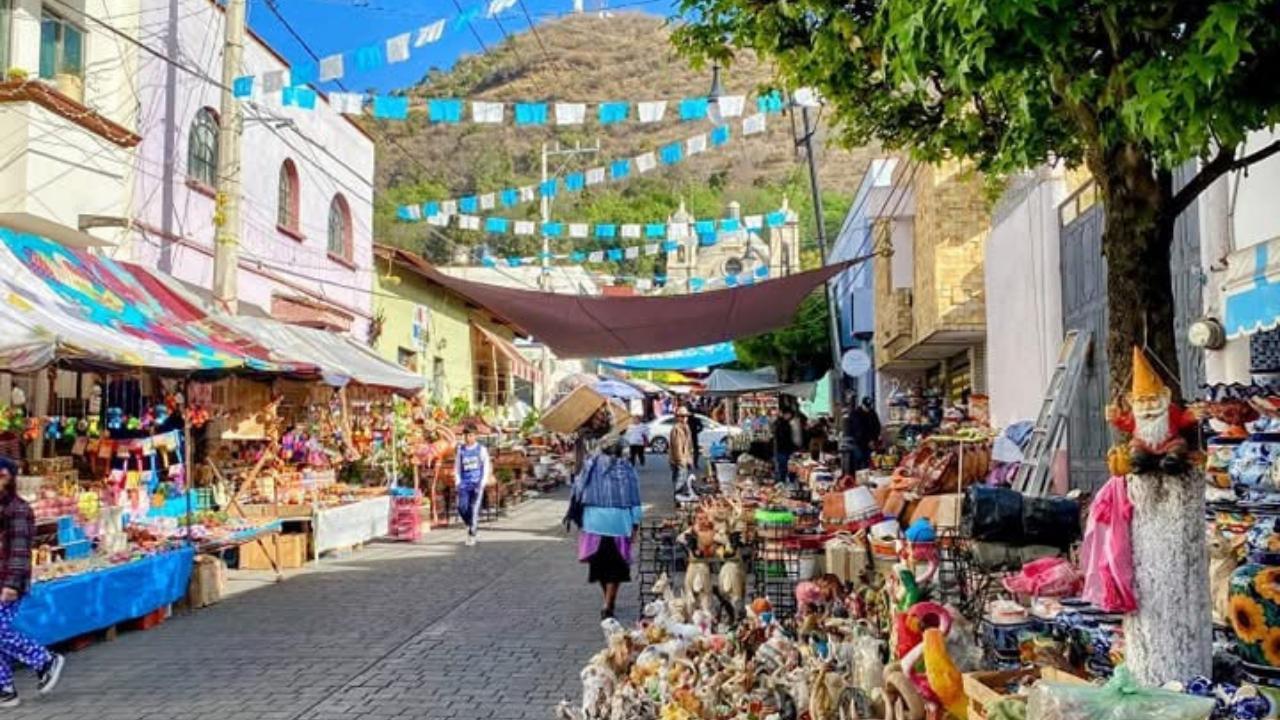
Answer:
[1027,666,1215,720]
[1079,475,1137,613]
[1002,556,1084,597]
[965,485,1025,542]
[1023,495,1082,548]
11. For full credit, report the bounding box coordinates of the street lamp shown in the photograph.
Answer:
[708,63,724,103]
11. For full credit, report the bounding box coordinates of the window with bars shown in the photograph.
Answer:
[39,9,84,79]
[187,108,219,187]
[277,159,299,232]
[328,194,352,261]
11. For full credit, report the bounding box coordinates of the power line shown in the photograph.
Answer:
[45,0,231,92]
[450,0,492,55]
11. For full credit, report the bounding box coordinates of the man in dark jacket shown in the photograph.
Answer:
[772,408,800,484]
[0,457,63,706]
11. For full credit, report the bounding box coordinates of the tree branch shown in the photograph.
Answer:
[1166,139,1280,223]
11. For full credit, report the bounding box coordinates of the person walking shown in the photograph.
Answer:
[773,407,800,484]
[0,457,64,707]
[685,404,704,469]
[453,425,491,546]
[623,417,648,467]
[572,433,643,619]
[669,408,695,498]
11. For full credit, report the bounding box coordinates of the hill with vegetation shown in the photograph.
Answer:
[367,13,875,278]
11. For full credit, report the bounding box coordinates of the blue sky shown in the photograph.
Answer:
[247,0,675,94]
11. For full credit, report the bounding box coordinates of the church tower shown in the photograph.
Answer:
[663,199,697,287]
[767,196,802,277]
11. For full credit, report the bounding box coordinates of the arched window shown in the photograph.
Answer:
[187,108,219,187]
[277,160,300,232]
[327,194,352,261]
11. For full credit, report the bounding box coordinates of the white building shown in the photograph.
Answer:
[0,0,141,246]
[123,0,377,338]
[982,166,1070,426]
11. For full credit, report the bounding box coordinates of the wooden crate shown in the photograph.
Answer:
[962,667,1088,720]
[238,533,307,570]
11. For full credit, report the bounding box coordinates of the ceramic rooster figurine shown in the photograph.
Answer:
[922,628,967,719]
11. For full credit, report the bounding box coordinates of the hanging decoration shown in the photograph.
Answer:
[402,205,789,240]
[395,121,764,219]
[227,0,819,124]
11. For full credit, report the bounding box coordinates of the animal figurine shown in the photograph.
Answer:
[718,559,747,618]
[921,627,967,719]
[683,560,715,616]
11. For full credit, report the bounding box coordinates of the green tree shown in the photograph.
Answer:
[734,290,832,382]
[674,0,1280,686]
[675,1,1280,395]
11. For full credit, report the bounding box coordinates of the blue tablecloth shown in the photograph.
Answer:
[15,547,194,646]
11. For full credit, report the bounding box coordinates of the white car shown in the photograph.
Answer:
[644,414,742,454]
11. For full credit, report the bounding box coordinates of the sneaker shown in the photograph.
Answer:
[38,654,64,695]
[0,687,18,707]
[465,534,476,547]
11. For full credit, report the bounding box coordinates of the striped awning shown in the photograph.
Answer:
[1224,237,1280,339]
[472,322,541,384]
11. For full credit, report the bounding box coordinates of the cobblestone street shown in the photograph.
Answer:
[8,461,677,720]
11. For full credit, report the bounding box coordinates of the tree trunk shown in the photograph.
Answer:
[1124,472,1212,685]
[1093,144,1210,685]
[1094,144,1181,396]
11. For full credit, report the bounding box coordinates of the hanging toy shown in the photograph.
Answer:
[76,417,88,434]
[106,407,124,431]
[61,416,77,440]
[87,416,101,437]
[154,403,170,426]
[140,406,156,430]
[23,417,38,442]
[43,416,60,440]
[126,414,141,431]
[0,406,9,433]
[186,404,209,428]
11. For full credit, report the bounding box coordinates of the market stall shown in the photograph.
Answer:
[0,228,425,642]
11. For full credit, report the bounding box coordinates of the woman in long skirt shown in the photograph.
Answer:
[574,435,643,619]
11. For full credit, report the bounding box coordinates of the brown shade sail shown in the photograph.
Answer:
[409,256,869,358]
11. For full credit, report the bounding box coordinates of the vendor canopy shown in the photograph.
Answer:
[224,316,425,394]
[1224,237,1280,339]
[0,229,303,374]
[703,367,818,399]
[415,258,865,358]
[601,342,738,371]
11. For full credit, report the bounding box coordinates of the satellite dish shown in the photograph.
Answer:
[841,349,871,377]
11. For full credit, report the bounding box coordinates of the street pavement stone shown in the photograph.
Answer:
[7,457,678,720]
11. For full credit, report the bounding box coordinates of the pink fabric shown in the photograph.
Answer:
[1001,556,1084,598]
[577,533,634,564]
[1078,475,1137,612]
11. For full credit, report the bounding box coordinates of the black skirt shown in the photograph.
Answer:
[587,536,632,584]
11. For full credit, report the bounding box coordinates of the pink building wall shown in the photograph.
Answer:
[126,0,376,338]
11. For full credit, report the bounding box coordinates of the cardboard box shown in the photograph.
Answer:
[963,667,1088,720]
[540,385,607,434]
[238,533,307,570]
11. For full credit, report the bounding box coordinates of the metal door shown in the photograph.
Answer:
[1059,203,1111,492]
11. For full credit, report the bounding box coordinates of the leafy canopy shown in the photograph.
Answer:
[673,0,1280,178]
[734,290,832,382]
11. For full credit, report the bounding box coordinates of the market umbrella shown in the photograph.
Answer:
[594,379,645,400]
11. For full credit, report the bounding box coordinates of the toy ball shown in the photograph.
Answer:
[751,597,772,614]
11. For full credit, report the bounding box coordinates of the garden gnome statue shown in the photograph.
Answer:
[1107,346,1199,474]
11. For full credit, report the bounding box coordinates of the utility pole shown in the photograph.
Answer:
[797,103,845,424]
[535,140,599,409]
[537,140,600,291]
[213,0,246,314]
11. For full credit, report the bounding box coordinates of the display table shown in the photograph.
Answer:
[16,546,195,646]
[313,497,391,555]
